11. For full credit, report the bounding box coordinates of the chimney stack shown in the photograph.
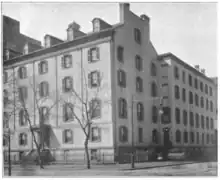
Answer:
[67,21,85,41]
[194,65,200,71]
[201,69,206,74]
[119,3,130,23]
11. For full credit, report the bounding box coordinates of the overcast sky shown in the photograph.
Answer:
[2,2,217,77]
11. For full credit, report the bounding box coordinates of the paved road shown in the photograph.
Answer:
[4,161,217,176]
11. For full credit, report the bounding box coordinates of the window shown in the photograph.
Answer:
[137,102,144,121]
[151,63,156,76]
[176,130,181,143]
[61,55,72,69]
[117,46,124,62]
[90,98,101,119]
[188,75,192,86]
[39,107,49,123]
[190,132,194,143]
[19,109,27,126]
[182,71,185,83]
[19,133,27,146]
[88,71,101,88]
[210,118,214,129]
[206,134,210,144]
[117,70,126,88]
[202,133,204,145]
[175,85,180,99]
[3,112,9,128]
[206,117,209,129]
[183,110,187,126]
[210,101,213,112]
[209,87,213,96]
[88,47,100,62]
[39,81,49,97]
[118,98,127,118]
[152,106,157,123]
[200,97,204,108]
[119,126,128,142]
[184,131,188,143]
[3,90,9,104]
[175,108,180,124]
[62,76,73,92]
[136,55,143,71]
[63,103,74,122]
[3,137,7,146]
[194,78,198,89]
[206,99,209,110]
[151,82,157,97]
[18,87,28,101]
[182,88,186,102]
[174,66,179,79]
[134,28,141,44]
[205,84,208,94]
[63,129,73,144]
[196,132,200,144]
[93,19,100,32]
[201,115,204,129]
[3,71,8,84]
[190,112,194,127]
[195,94,199,106]
[136,77,143,92]
[152,129,158,143]
[38,60,48,74]
[138,127,143,143]
[91,127,101,142]
[189,91,193,104]
[211,134,214,144]
[200,82,203,92]
[195,113,199,128]
[18,66,27,79]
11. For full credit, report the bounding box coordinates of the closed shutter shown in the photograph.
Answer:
[62,78,65,92]
[63,104,66,122]
[45,61,48,73]
[96,47,100,60]
[88,49,91,62]
[38,62,41,74]
[69,55,73,67]
[98,128,101,141]
[88,73,91,88]
[117,70,120,86]
[61,56,65,68]
[123,72,126,87]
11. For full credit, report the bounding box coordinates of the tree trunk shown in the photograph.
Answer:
[84,137,90,169]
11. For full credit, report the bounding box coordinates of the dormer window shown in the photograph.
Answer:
[23,44,28,55]
[93,19,100,32]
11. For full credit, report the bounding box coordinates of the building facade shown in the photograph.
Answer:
[3,3,217,162]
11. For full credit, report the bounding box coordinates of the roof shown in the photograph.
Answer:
[158,52,215,84]
[4,27,117,67]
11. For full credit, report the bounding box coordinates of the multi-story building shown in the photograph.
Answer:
[3,3,217,163]
[158,53,217,154]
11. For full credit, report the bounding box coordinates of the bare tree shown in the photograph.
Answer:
[60,66,110,169]
[3,71,59,169]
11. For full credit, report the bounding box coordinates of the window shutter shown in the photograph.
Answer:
[62,78,65,92]
[61,56,64,68]
[123,72,126,87]
[98,128,101,141]
[63,104,66,122]
[88,73,91,88]
[63,130,65,143]
[97,71,101,86]
[69,55,73,67]
[38,62,41,74]
[70,77,73,90]
[96,47,100,60]
[88,49,91,62]
[45,62,48,73]
[117,70,120,86]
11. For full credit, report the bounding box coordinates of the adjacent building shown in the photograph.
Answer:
[3,3,217,163]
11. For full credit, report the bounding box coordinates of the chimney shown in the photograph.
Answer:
[201,69,206,74]
[194,65,200,71]
[119,3,130,23]
[67,21,85,41]
[140,14,149,22]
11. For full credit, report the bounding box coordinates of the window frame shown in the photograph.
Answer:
[90,98,101,119]
[62,76,73,92]
[119,126,128,142]
[134,28,141,44]
[63,129,73,144]
[136,76,143,92]
[39,60,48,74]
[118,98,127,118]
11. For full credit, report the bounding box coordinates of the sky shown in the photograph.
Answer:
[2,2,217,77]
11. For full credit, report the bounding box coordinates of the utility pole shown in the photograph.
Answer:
[131,95,135,169]
[8,128,11,176]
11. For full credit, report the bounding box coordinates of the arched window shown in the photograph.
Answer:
[206,117,209,129]
[19,109,27,126]
[62,76,73,92]
[151,63,157,76]
[63,103,74,122]
[151,82,157,97]
[137,102,144,121]
[136,77,143,92]
[119,126,128,142]
[152,106,157,123]
[175,108,180,124]
[190,112,194,127]
[196,113,199,128]
[210,101,213,112]
[118,98,127,118]
[39,81,49,97]
[38,60,48,74]
[200,97,204,108]
[206,99,209,110]
[152,129,158,143]
[63,129,73,144]
[195,94,199,106]
[184,131,188,143]
[201,115,204,129]
[175,85,180,99]
[135,55,143,71]
[183,110,187,126]
[176,130,181,143]
[18,66,27,79]
[189,91,193,104]
[19,133,28,146]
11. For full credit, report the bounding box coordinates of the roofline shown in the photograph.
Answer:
[3,26,122,67]
[158,52,215,84]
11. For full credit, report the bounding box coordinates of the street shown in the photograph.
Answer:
[4,161,217,176]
